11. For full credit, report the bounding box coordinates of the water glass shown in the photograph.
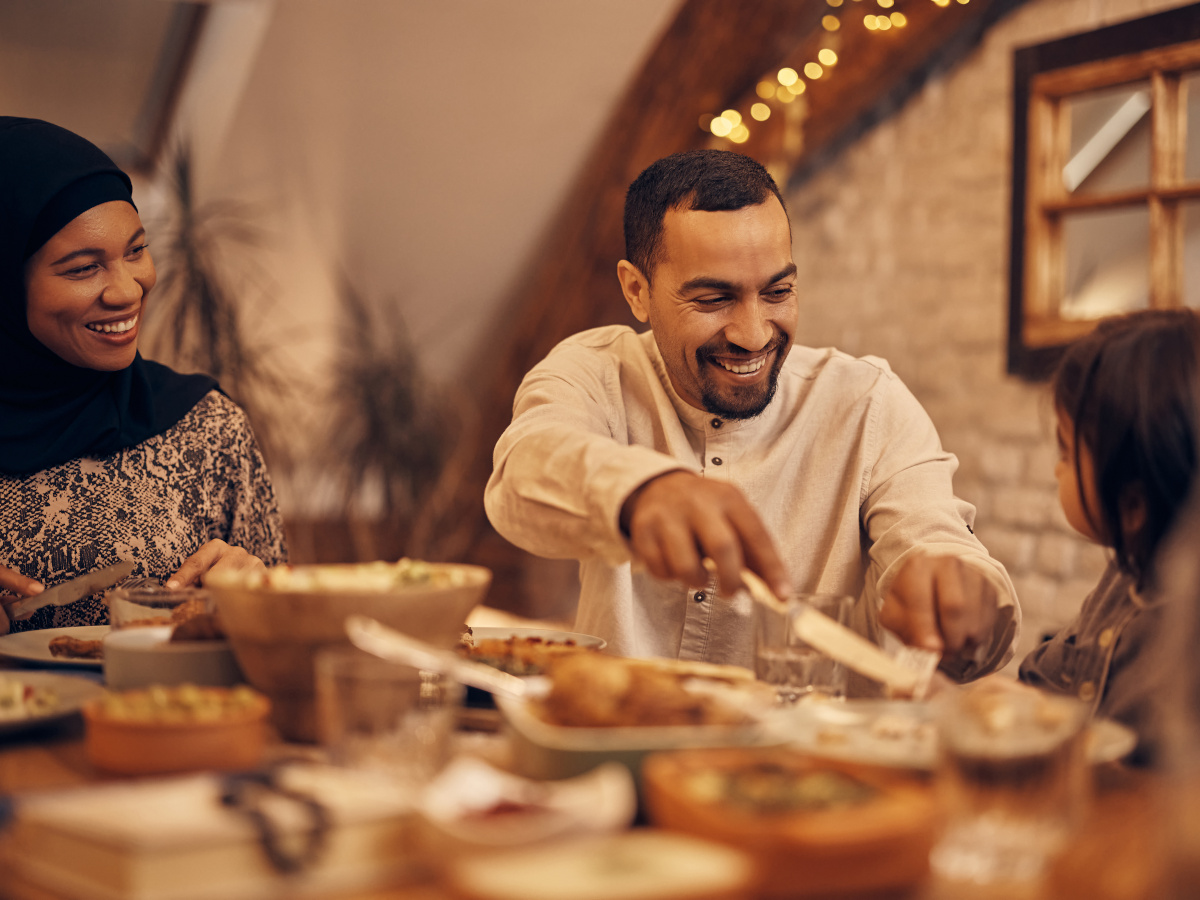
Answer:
[315,646,461,787]
[754,593,851,704]
[929,683,1090,887]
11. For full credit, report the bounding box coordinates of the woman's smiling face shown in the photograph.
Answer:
[23,200,154,371]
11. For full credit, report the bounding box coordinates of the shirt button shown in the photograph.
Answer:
[1079,681,1096,702]
[711,457,723,466]
[711,418,723,429]
[694,591,706,603]
[1098,628,1114,649]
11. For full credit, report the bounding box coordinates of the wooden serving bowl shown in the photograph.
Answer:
[207,562,491,742]
[83,685,270,775]
[642,747,940,897]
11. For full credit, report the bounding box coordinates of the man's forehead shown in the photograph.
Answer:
[657,198,792,273]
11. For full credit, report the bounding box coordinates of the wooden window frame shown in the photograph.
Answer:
[1008,3,1200,379]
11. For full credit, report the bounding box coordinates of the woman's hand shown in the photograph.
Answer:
[166,539,267,589]
[0,566,45,636]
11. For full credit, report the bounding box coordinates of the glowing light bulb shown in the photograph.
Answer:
[932,0,950,5]
[864,14,878,29]
[756,80,775,100]
[890,11,907,25]
[877,0,894,7]
[786,79,807,96]
[777,67,799,86]
[698,113,714,131]
[776,85,796,103]
[877,15,892,29]
[827,0,843,6]
[750,102,771,121]
[818,48,838,65]
[822,14,841,30]
[721,108,742,127]
[710,117,733,137]
[730,124,750,144]
[957,0,970,4]
[804,62,824,79]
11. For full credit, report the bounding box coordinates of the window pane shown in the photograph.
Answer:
[1186,201,1200,309]
[1061,206,1149,319]
[1187,73,1200,183]
[1064,82,1152,195]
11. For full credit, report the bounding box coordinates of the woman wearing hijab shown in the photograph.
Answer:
[0,117,286,635]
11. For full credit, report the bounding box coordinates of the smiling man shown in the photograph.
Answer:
[485,150,1019,679]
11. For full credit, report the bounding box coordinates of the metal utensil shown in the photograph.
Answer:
[8,560,135,621]
[344,615,529,699]
[738,567,938,700]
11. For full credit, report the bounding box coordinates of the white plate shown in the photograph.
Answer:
[0,625,108,669]
[468,627,607,650]
[763,699,1138,769]
[0,671,104,736]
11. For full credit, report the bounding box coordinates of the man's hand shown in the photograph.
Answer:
[166,539,267,589]
[620,471,790,599]
[0,565,44,636]
[880,554,998,661]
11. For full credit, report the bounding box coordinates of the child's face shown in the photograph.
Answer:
[1055,407,1103,542]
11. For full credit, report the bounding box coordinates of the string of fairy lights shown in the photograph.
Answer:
[700,0,972,145]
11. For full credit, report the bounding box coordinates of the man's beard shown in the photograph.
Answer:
[695,335,788,420]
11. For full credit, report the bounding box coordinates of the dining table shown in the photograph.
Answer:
[0,622,1181,900]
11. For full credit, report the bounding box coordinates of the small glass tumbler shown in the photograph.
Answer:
[929,683,1090,887]
[315,646,462,787]
[754,593,852,704]
[106,585,211,630]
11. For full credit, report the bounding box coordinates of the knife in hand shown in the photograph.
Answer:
[7,560,135,621]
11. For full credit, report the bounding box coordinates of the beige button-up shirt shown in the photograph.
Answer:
[486,326,1018,677]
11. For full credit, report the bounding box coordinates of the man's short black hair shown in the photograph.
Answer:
[623,149,787,282]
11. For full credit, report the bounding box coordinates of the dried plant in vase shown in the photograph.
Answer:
[324,276,466,561]
[142,145,294,472]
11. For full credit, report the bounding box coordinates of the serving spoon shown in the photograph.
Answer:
[344,615,531,699]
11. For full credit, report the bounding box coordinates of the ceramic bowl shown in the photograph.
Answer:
[83,685,270,775]
[206,561,491,741]
[102,626,242,691]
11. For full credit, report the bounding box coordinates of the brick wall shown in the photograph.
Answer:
[784,0,1188,665]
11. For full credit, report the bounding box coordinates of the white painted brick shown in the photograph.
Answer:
[1034,532,1078,579]
[979,443,1025,484]
[1012,573,1059,622]
[1023,442,1059,489]
[975,525,1036,575]
[991,486,1055,528]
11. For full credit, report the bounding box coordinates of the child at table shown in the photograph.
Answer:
[1019,309,1200,766]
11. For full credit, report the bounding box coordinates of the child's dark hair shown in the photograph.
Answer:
[1054,309,1200,587]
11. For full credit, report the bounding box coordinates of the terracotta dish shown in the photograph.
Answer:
[642,747,940,897]
[83,685,270,775]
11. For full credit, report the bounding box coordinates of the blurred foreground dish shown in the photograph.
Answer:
[642,747,938,897]
[83,684,269,775]
[446,830,756,900]
[206,559,490,741]
[536,654,766,728]
[497,656,773,782]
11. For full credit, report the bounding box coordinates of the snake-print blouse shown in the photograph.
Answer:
[1,391,287,631]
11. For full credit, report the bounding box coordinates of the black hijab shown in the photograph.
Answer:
[0,117,216,477]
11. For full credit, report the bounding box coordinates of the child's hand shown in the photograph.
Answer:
[880,554,999,663]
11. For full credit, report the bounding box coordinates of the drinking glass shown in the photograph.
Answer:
[754,593,851,704]
[315,646,461,787]
[929,683,1090,887]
